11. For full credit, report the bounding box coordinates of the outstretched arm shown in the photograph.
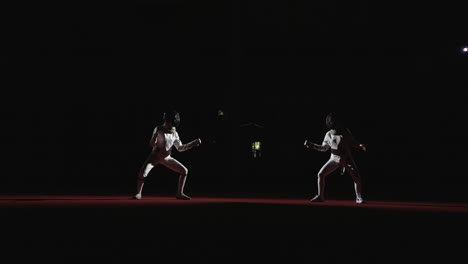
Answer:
[304,131,331,152]
[304,140,330,152]
[174,136,202,152]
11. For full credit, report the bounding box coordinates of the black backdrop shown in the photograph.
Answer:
[2,1,467,201]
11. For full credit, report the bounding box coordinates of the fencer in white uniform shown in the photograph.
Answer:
[133,109,201,200]
[304,112,366,204]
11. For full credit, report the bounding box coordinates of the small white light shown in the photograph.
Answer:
[463,47,468,53]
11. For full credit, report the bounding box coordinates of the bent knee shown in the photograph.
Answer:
[180,167,189,176]
[317,172,327,178]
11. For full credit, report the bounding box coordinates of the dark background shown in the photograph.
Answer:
[2,1,467,201]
